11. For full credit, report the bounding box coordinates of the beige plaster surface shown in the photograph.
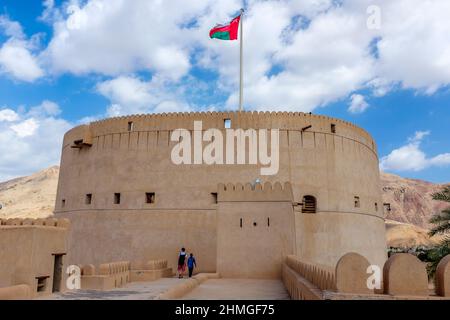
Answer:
[182,279,290,300]
[55,112,386,275]
[0,223,68,298]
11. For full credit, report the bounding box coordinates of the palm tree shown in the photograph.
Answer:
[427,186,450,277]
[429,186,450,236]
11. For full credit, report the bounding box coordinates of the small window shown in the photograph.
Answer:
[61,199,65,208]
[302,196,317,213]
[331,124,336,133]
[145,192,155,204]
[211,192,218,204]
[36,277,47,292]
[224,119,231,129]
[240,218,243,228]
[384,203,391,213]
[114,193,121,204]
[267,218,270,227]
[85,194,92,205]
[375,202,378,212]
[253,222,257,227]
[354,196,360,208]
[128,121,134,132]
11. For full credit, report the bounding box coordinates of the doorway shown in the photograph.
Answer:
[52,254,64,293]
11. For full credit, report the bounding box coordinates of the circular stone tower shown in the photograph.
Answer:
[55,111,386,275]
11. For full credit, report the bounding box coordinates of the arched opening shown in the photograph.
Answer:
[302,195,317,214]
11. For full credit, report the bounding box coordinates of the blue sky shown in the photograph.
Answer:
[0,0,449,183]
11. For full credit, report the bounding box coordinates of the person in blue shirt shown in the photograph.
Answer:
[187,253,197,278]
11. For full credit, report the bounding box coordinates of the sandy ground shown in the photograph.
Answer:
[182,279,290,300]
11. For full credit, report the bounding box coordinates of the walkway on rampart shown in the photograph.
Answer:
[182,279,290,300]
[38,278,185,300]
[37,278,290,300]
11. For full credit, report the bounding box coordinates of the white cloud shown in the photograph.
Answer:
[10,119,39,138]
[39,0,62,24]
[0,15,25,39]
[42,0,211,80]
[0,101,72,181]
[97,75,193,116]
[0,109,19,122]
[97,76,153,109]
[409,131,430,143]
[29,100,62,117]
[380,131,450,172]
[348,94,369,114]
[0,16,44,82]
[36,0,450,113]
[374,0,450,94]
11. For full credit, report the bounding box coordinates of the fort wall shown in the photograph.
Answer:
[0,218,69,298]
[55,112,386,274]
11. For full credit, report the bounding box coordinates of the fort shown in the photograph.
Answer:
[170,120,280,175]
[55,111,386,275]
[1,111,449,300]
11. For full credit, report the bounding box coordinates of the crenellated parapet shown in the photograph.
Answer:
[79,259,172,290]
[89,111,370,133]
[217,182,293,202]
[0,218,70,229]
[62,111,377,153]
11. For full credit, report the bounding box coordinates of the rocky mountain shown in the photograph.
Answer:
[380,172,448,229]
[385,219,443,248]
[0,166,59,219]
[0,166,448,247]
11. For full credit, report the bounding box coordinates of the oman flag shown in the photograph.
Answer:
[209,15,241,40]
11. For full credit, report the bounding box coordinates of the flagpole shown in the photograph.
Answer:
[239,8,244,112]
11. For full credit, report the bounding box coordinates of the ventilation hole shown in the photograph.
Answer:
[331,123,336,133]
[211,192,218,204]
[85,194,92,205]
[114,193,121,204]
[302,195,317,214]
[354,196,360,208]
[145,192,155,204]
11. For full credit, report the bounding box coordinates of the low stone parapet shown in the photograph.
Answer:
[80,261,130,291]
[0,217,70,229]
[0,284,32,300]
[130,259,172,282]
[285,255,336,292]
[282,263,323,300]
[383,253,429,296]
[436,254,450,297]
[283,253,450,300]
